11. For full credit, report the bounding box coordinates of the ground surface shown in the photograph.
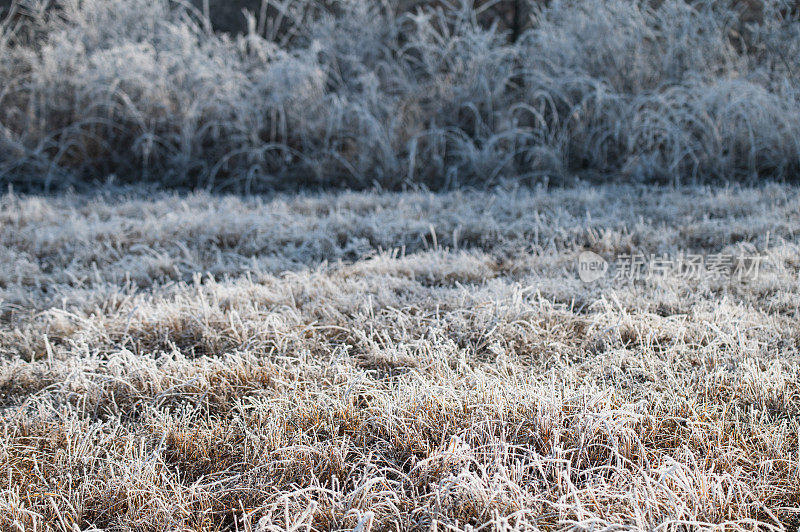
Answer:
[1,184,800,531]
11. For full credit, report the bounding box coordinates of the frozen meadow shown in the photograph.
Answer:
[2,0,800,529]
[1,185,800,529]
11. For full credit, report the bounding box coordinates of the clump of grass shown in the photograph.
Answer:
[0,0,799,191]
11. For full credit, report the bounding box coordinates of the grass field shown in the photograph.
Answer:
[1,184,799,530]
[3,0,800,529]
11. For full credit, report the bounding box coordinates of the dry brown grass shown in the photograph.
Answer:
[1,184,800,530]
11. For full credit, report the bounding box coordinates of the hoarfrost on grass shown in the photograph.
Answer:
[1,0,799,190]
[1,184,799,529]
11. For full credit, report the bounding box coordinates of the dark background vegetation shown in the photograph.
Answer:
[1,0,799,191]
[1,0,538,36]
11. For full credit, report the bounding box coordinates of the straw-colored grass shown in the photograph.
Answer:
[1,183,799,530]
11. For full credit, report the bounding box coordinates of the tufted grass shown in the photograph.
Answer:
[1,0,799,191]
[1,183,799,529]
